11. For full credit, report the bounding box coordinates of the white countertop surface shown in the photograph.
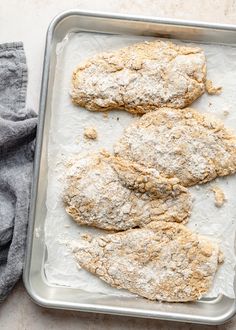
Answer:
[1,0,236,329]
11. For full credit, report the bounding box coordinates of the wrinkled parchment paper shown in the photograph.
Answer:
[43,32,236,299]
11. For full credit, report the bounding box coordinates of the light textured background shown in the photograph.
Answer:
[1,0,236,329]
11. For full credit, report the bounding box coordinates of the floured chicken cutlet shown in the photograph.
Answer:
[114,108,236,187]
[73,221,223,302]
[71,40,206,114]
[63,151,191,231]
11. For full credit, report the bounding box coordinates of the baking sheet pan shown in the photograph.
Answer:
[23,10,236,324]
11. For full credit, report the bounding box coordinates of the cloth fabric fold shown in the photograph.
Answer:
[0,42,37,301]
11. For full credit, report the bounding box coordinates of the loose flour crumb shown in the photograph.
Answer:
[224,110,229,117]
[84,127,97,140]
[211,186,226,207]
[103,112,109,119]
[205,80,222,95]
[81,233,92,242]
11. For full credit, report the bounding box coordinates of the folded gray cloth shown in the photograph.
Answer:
[0,42,37,301]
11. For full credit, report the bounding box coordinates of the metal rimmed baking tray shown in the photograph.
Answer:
[23,10,236,324]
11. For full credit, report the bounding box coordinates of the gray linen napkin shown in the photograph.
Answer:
[0,42,37,301]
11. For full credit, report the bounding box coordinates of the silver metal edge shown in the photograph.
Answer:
[23,9,236,324]
[40,9,236,32]
[23,13,53,297]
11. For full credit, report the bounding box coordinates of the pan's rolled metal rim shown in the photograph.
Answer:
[23,274,236,325]
[23,9,236,325]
